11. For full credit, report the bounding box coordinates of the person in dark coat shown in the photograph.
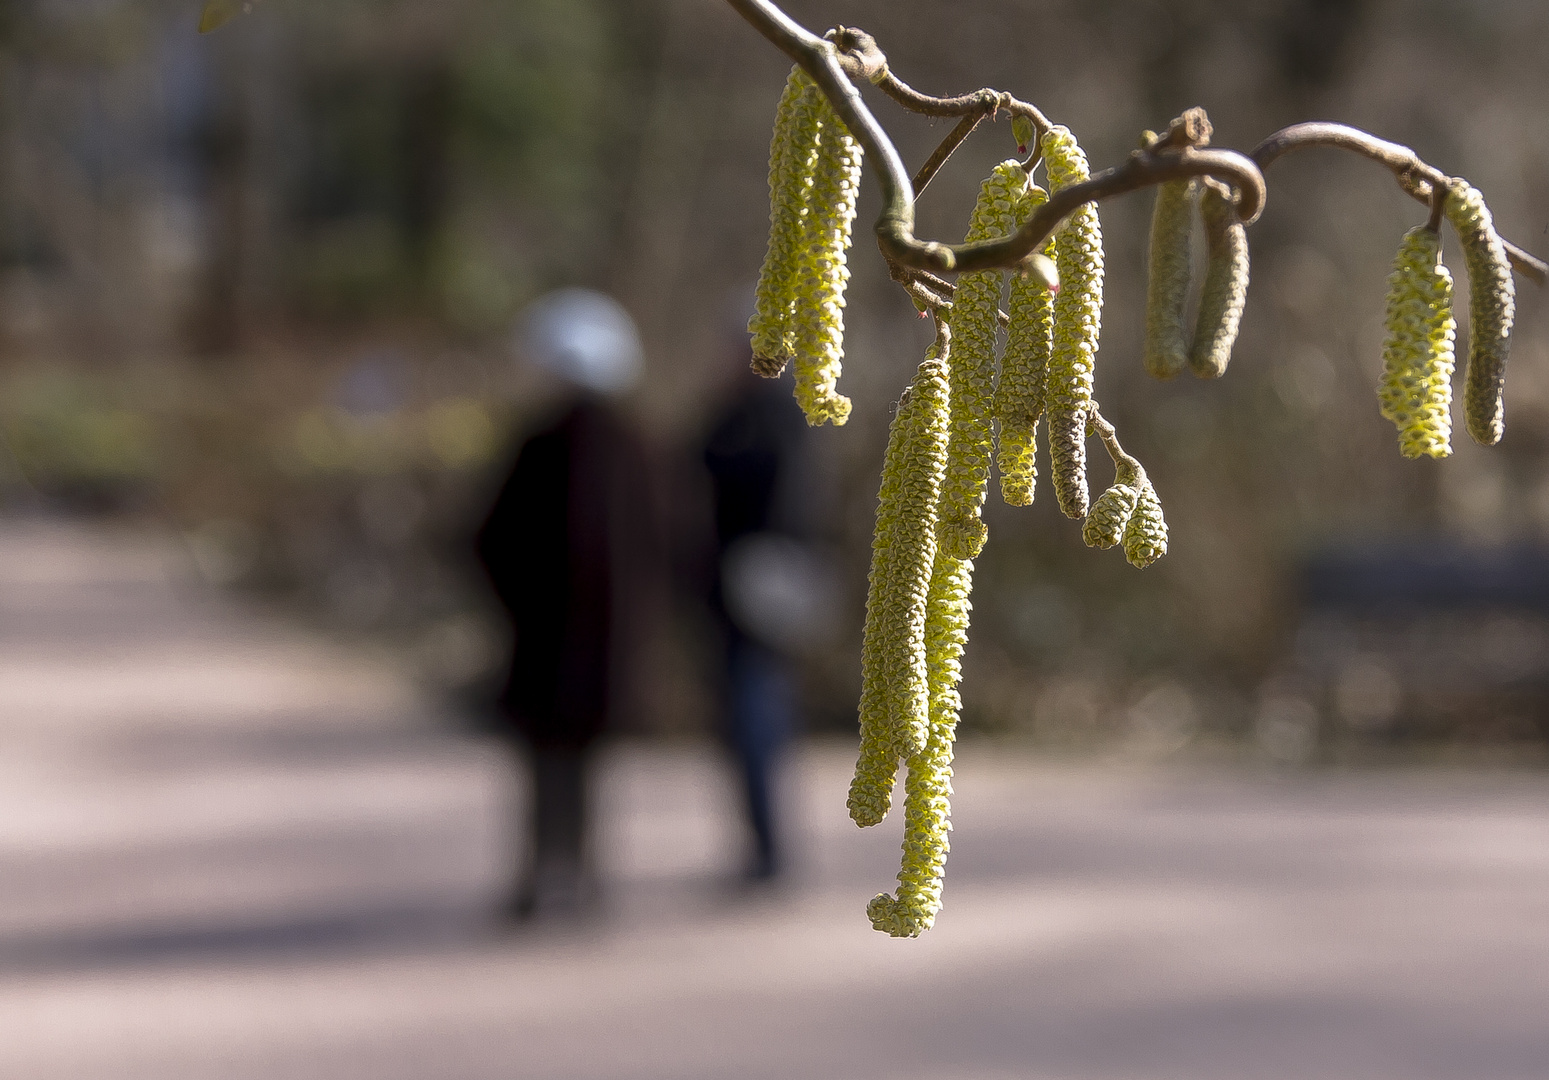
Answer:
[477,289,650,919]
[701,364,815,882]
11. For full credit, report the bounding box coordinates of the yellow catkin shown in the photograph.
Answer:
[1378,226,1456,460]
[850,344,953,824]
[1042,126,1104,520]
[1122,478,1168,569]
[939,160,1029,558]
[867,552,973,937]
[996,184,1055,507]
[1190,184,1249,379]
[1144,179,1197,380]
[748,69,823,376]
[790,91,863,427]
[1443,181,1515,446]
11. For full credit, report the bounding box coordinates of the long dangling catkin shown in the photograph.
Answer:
[867,551,973,937]
[850,342,953,824]
[1144,179,1197,380]
[1443,181,1515,446]
[748,69,823,377]
[939,160,1029,558]
[1378,226,1455,459]
[1190,183,1249,379]
[791,92,863,427]
[996,183,1056,507]
[1042,126,1104,520]
[1122,477,1168,569]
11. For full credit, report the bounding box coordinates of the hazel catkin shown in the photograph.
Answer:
[1378,225,1455,459]
[789,94,864,427]
[748,69,823,377]
[850,342,953,824]
[1443,181,1515,446]
[1144,179,1197,380]
[1122,479,1168,569]
[939,160,1029,558]
[1190,183,1249,379]
[996,184,1056,508]
[1083,483,1140,549]
[867,551,973,937]
[1042,126,1105,520]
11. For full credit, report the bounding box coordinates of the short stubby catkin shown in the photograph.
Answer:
[867,552,973,938]
[1083,483,1140,549]
[851,346,953,824]
[1190,184,1249,379]
[1041,126,1104,520]
[791,95,864,427]
[1379,226,1456,460]
[748,69,823,376]
[1144,179,1197,380]
[997,184,1056,507]
[940,160,1029,558]
[1443,181,1515,447]
[1122,479,1168,569]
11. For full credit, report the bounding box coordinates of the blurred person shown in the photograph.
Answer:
[477,289,652,920]
[700,346,831,883]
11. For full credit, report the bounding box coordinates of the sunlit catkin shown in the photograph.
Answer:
[1443,181,1515,446]
[850,343,953,824]
[1122,478,1168,569]
[867,552,973,937]
[1190,184,1249,379]
[1042,126,1104,520]
[1379,226,1455,459]
[1144,179,1196,380]
[790,93,863,427]
[997,184,1055,507]
[749,69,823,376]
[940,160,1029,558]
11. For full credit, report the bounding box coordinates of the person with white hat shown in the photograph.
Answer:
[476,289,653,920]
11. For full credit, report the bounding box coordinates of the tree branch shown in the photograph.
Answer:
[1251,122,1546,285]
[724,0,1266,276]
[944,145,1265,275]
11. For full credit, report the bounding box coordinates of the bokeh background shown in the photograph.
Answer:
[3,2,1549,1077]
[5,0,1549,756]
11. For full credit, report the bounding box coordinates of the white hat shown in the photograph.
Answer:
[518,288,643,397]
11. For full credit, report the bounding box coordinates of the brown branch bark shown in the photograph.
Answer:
[1252,122,1546,285]
[723,0,1266,275]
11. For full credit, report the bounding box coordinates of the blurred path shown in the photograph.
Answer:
[3,517,1549,1080]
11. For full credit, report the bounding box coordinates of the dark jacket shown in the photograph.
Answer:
[477,399,650,749]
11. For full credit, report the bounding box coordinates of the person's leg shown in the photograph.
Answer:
[515,744,593,917]
[728,642,794,880]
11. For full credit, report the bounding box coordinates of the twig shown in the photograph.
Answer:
[724,0,1266,275]
[1089,410,1141,474]
[890,263,1014,328]
[866,57,1052,146]
[1251,122,1546,285]
[1426,184,1446,234]
[912,114,983,197]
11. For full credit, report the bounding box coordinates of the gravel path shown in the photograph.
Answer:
[2,516,1548,1080]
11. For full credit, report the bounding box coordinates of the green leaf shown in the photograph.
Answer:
[199,0,249,34]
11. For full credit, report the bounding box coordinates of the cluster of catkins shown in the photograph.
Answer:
[1375,183,1514,457]
[752,71,1210,935]
[748,67,863,426]
[750,66,1524,937]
